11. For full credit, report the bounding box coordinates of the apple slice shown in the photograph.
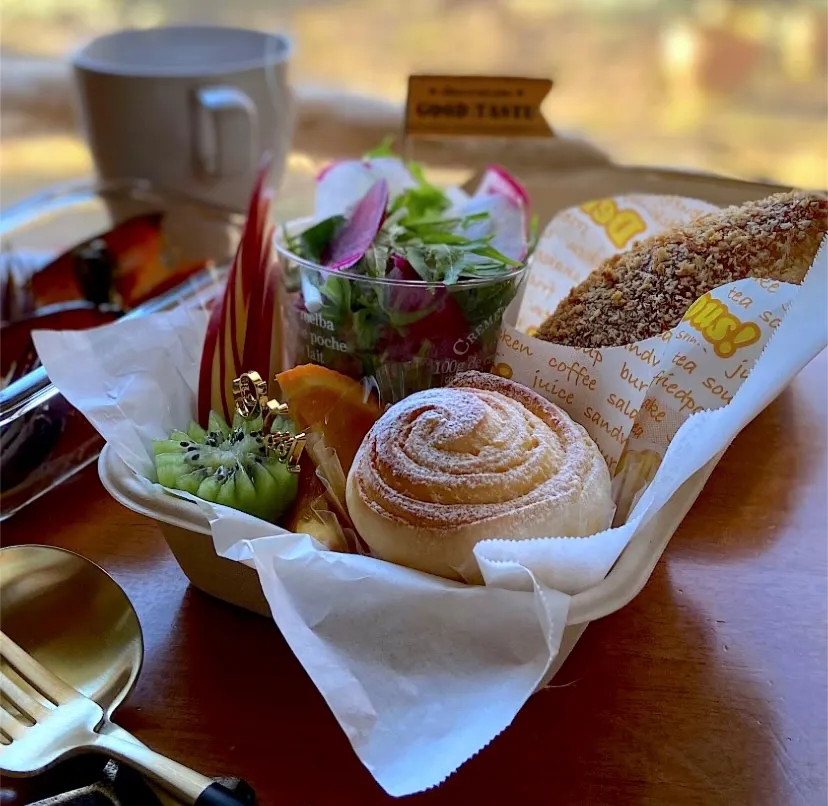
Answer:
[243,221,282,390]
[197,156,276,425]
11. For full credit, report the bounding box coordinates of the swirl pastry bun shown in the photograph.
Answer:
[345,371,613,582]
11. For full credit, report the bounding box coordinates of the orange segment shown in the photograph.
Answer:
[276,364,381,473]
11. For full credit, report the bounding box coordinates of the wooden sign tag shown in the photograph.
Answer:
[405,75,554,140]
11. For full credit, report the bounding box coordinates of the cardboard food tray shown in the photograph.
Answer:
[99,442,724,627]
[96,159,789,674]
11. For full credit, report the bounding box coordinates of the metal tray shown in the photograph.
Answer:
[0,180,240,520]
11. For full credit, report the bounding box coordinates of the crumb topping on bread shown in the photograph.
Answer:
[537,191,828,348]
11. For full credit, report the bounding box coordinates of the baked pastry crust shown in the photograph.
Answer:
[537,191,828,348]
[345,371,613,582]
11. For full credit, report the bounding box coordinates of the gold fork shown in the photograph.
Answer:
[0,631,250,805]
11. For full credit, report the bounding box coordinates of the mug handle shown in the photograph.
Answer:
[193,86,258,180]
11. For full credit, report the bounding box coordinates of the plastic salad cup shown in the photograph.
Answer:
[275,219,528,403]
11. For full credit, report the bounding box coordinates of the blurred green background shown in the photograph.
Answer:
[2,0,826,202]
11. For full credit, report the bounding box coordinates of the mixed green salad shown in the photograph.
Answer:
[279,145,536,399]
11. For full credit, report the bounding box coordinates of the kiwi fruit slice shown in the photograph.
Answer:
[152,410,298,523]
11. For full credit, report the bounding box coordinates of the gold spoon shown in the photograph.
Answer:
[0,544,143,727]
[0,545,251,805]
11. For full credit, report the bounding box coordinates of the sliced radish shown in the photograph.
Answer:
[314,158,415,221]
[324,179,389,270]
[475,165,529,209]
[445,186,471,214]
[459,193,528,263]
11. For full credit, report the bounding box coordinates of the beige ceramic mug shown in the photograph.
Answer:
[72,25,293,212]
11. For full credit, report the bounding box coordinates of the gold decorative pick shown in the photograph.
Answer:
[261,398,290,436]
[232,371,269,419]
[265,431,306,473]
[232,371,303,471]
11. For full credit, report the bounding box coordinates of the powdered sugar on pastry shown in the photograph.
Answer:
[345,371,614,582]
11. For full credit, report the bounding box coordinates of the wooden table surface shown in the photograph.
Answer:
[2,351,826,806]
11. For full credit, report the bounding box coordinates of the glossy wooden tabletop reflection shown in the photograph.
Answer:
[2,351,826,806]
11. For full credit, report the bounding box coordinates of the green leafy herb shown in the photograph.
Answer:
[404,247,434,282]
[363,135,396,159]
[319,273,351,321]
[352,308,377,350]
[298,215,345,262]
[357,246,389,278]
[469,244,522,268]
[388,159,451,224]
[386,306,438,328]
[418,231,477,246]
[442,257,464,286]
